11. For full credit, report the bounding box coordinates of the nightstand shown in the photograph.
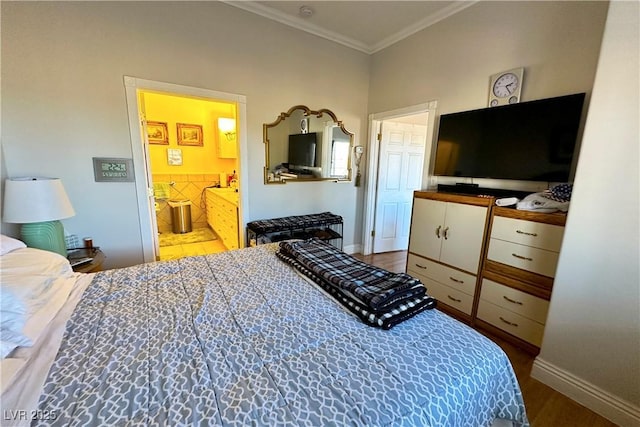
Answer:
[70,248,106,273]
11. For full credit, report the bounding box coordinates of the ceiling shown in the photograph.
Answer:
[223,1,477,54]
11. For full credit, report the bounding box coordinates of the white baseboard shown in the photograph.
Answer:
[532,357,640,427]
[343,243,361,254]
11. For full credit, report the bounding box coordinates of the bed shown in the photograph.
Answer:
[1,235,529,426]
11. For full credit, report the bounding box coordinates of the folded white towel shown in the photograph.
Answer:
[496,197,519,207]
[516,192,569,213]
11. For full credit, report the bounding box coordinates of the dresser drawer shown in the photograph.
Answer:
[491,216,564,252]
[421,277,474,315]
[220,200,236,216]
[407,254,476,296]
[488,238,560,277]
[480,279,549,324]
[477,300,545,346]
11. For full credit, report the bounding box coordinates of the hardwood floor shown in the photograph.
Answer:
[352,250,617,427]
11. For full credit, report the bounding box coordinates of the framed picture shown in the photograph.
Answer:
[177,123,203,146]
[147,121,169,145]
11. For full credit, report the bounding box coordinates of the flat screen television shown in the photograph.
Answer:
[434,93,585,182]
[288,132,317,168]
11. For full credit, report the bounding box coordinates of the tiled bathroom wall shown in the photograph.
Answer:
[153,174,219,233]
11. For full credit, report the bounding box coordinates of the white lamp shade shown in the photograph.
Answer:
[218,117,236,132]
[3,177,76,223]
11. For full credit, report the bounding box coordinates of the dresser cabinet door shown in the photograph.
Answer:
[409,197,487,274]
[408,198,446,260]
[439,203,487,273]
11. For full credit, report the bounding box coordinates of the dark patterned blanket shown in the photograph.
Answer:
[278,239,426,312]
[277,249,436,329]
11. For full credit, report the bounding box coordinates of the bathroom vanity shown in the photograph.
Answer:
[205,188,239,250]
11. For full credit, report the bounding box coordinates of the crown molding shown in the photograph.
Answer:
[369,1,477,53]
[222,1,477,55]
[222,1,370,54]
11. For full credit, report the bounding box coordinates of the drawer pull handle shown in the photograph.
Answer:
[443,226,450,240]
[499,317,518,327]
[516,230,538,237]
[449,276,464,284]
[414,263,427,270]
[512,253,533,261]
[447,295,462,303]
[503,295,523,305]
[435,225,441,238]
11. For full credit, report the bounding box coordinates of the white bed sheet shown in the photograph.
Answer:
[1,273,93,427]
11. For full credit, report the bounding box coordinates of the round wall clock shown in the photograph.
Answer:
[488,67,524,107]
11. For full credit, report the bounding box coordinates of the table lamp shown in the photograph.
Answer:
[2,177,75,257]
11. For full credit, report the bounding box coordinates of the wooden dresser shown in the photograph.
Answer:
[406,191,493,324]
[407,192,567,354]
[476,207,566,354]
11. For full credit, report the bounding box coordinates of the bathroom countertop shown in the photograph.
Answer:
[206,187,239,206]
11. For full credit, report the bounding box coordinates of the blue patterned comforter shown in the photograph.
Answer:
[36,244,529,426]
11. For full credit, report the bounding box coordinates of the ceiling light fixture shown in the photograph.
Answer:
[299,5,314,18]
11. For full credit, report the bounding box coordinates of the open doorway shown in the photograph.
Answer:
[124,77,248,263]
[140,91,237,260]
[362,101,438,256]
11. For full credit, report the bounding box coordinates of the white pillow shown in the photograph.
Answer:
[1,248,75,353]
[0,235,26,256]
[1,248,73,311]
[0,247,73,279]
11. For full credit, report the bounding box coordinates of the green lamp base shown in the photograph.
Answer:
[20,220,68,257]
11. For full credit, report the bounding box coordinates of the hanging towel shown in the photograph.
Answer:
[153,182,171,200]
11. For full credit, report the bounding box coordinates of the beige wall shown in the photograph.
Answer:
[1,2,370,266]
[369,1,608,117]
[534,2,639,422]
[369,1,608,192]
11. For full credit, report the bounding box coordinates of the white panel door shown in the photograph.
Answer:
[373,121,427,253]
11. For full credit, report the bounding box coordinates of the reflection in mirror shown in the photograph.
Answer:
[264,106,353,184]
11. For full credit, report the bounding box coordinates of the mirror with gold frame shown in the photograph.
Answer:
[264,105,353,184]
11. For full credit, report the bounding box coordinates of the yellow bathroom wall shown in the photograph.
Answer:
[143,91,238,232]
[143,91,237,175]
